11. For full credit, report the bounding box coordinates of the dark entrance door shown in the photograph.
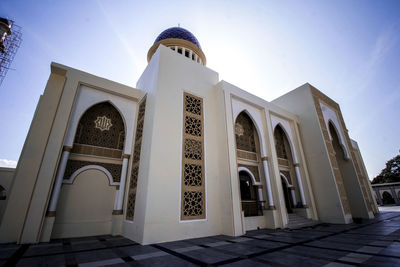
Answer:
[282,181,293,213]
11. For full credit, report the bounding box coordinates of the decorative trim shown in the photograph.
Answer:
[63,160,122,184]
[46,211,56,217]
[63,146,72,152]
[126,96,147,221]
[122,154,130,159]
[311,86,351,215]
[147,38,206,65]
[112,210,123,215]
[293,163,300,167]
[261,156,268,161]
[63,164,120,186]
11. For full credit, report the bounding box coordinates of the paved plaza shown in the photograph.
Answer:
[1,208,399,266]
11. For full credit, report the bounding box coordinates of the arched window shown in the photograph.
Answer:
[74,102,125,150]
[382,191,395,205]
[329,122,345,159]
[235,112,257,152]
[274,125,289,160]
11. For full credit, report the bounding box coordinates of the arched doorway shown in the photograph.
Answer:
[234,111,266,217]
[382,191,395,205]
[239,171,260,217]
[274,125,301,211]
[52,169,116,238]
[51,101,126,238]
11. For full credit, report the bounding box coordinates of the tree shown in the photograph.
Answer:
[371,153,400,184]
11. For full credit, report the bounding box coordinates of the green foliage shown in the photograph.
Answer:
[372,154,400,184]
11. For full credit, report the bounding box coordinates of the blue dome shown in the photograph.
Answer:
[154,27,201,49]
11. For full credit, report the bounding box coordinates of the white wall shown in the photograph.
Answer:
[52,169,116,238]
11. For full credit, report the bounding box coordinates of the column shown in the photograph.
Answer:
[195,54,198,63]
[390,187,400,205]
[113,155,129,214]
[47,147,71,216]
[189,50,193,60]
[294,163,306,207]
[375,189,383,205]
[257,187,264,207]
[261,156,275,209]
[290,187,297,206]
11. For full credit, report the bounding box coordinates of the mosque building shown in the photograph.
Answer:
[0,27,378,244]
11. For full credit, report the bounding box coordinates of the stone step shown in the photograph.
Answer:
[287,213,319,229]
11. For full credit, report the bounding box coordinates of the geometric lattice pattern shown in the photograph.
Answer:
[182,93,205,220]
[183,191,203,217]
[126,96,147,221]
[274,125,288,160]
[235,113,256,152]
[185,94,202,115]
[184,163,202,186]
[74,102,125,151]
[185,116,202,136]
[184,139,202,160]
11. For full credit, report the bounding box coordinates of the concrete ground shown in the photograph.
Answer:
[1,208,399,266]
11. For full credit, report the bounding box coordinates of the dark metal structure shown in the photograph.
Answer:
[0,18,22,87]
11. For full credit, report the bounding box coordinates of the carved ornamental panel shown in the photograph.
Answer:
[181,93,205,220]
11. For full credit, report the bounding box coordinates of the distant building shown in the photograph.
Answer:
[372,182,400,205]
[0,27,378,244]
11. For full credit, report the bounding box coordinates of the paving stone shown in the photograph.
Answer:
[185,236,220,245]
[222,258,275,266]
[213,242,266,256]
[361,255,400,266]
[256,250,330,266]
[339,253,372,264]
[157,240,194,250]
[70,239,107,252]
[284,245,348,261]
[134,254,197,266]
[73,248,119,264]
[16,254,65,267]
[204,241,231,247]
[179,247,239,264]
[307,240,364,251]
[24,243,65,257]
[356,245,384,254]
[0,245,21,259]
[324,262,355,267]
[240,239,287,249]
[118,245,161,256]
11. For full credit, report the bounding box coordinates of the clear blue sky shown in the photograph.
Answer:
[0,0,399,179]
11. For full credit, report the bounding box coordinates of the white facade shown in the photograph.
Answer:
[0,28,378,245]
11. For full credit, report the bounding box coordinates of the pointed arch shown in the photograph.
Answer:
[234,109,263,145]
[73,101,126,150]
[328,120,348,159]
[273,123,296,162]
[235,111,262,153]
